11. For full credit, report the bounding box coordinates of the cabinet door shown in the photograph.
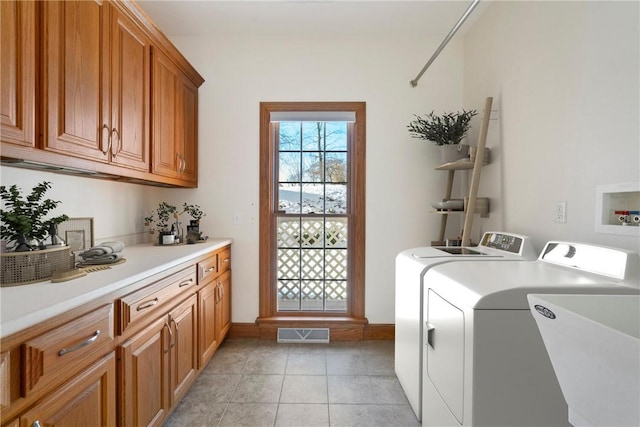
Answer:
[119,316,170,427]
[20,352,116,427]
[177,75,198,183]
[110,8,150,172]
[151,48,179,179]
[152,48,199,184]
[169,294,198,405]
[198,280,218,368]
[215,270,232,343]
[0,0,35,147]
[42,0,110,161]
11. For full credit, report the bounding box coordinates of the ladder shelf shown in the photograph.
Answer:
[433,96,493,246]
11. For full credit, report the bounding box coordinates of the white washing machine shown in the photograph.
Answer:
[395,232,538,420]
[421,241,640,427]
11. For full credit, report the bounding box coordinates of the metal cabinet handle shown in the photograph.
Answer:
[58,330,100,356]
[168,320,175,348]
[426,322,435,349]
[137,297,159,311]
[216,281,224,303]
[164,322,171,354]
[101,124,111,155]
[222,258,230,264]
[176,153,185,174]
[171,318,178,348]
[205,266,215,273]
[179,279,193,288]
[111,127,121,158]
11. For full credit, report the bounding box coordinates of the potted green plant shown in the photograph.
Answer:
[182,203,206,224]
[0,182,69,251]
[407,109,477,163]
[144,202,178,244]
[145,202,208,245]
[182,203,206,244]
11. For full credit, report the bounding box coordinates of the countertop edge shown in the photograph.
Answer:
[0,238,233,339]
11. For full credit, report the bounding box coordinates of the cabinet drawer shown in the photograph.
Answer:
[197,253,218,284]
[218,247,231,275]
[21,304,114,397]
[118,266,196,334]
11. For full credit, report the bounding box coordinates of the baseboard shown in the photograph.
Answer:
[229,322,394,341]
[363,324,395,340]
[228,322,261,339]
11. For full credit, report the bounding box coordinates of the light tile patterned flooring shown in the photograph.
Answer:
[165,339,420,427]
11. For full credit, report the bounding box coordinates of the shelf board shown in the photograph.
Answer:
[430,197,490,218]
[435,160,475,171]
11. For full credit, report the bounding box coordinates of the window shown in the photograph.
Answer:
[258,102,366,321]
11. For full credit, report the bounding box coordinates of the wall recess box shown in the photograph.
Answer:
[595,182,640,236]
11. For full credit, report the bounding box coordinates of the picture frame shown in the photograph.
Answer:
[57,217,94,252]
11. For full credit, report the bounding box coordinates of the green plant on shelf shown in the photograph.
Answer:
[407,109,477,146]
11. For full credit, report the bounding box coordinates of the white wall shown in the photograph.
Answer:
[169,34,464,323]
[7,0,633,325]
[0,33,461,325]
[0,167,164,244]
[463,0,640,252]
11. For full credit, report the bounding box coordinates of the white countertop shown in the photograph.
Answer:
[0,239,232,338]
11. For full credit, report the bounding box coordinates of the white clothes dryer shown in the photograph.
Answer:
[394,232,538,419]
[421,242,640,427]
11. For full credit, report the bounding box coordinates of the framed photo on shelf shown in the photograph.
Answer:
[58,217,94,252]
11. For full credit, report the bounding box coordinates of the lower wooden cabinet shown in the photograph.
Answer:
[20,352,116,427]
[198,279,218,368]
[169,293,198,405]
[119,315,170,427]
[119,293,198,427]
[215,270,232,345]
[0,244,231,427]
[197,248,232,369]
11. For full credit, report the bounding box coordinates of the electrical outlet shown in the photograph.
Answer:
[233,212,243,225]
[555,201,567,223]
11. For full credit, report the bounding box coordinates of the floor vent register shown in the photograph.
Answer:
[277,328,330,343]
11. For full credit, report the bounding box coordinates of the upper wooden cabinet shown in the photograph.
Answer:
[109,6,151,171]
[0,0,36,147]
[151,48,198,184]
[0,0,203,187]
[41,1,149,172]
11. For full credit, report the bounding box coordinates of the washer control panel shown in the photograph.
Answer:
[480,232,524,254]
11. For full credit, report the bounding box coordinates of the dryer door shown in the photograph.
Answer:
[426,289,464,424]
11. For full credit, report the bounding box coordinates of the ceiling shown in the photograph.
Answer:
[136,0,489,38]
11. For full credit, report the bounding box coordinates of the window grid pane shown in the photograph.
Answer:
[276,120,349,313]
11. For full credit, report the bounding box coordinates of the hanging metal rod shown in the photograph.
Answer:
[410,0,481,87]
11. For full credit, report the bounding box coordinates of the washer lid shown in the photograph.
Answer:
[408,232,537,260]
[426,260,640,310]
[411,246,493,258]
[539,241,640,282]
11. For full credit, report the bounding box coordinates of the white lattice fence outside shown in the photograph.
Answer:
[277,218,348,311]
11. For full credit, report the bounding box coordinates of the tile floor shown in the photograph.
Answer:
[165,338,421,427]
